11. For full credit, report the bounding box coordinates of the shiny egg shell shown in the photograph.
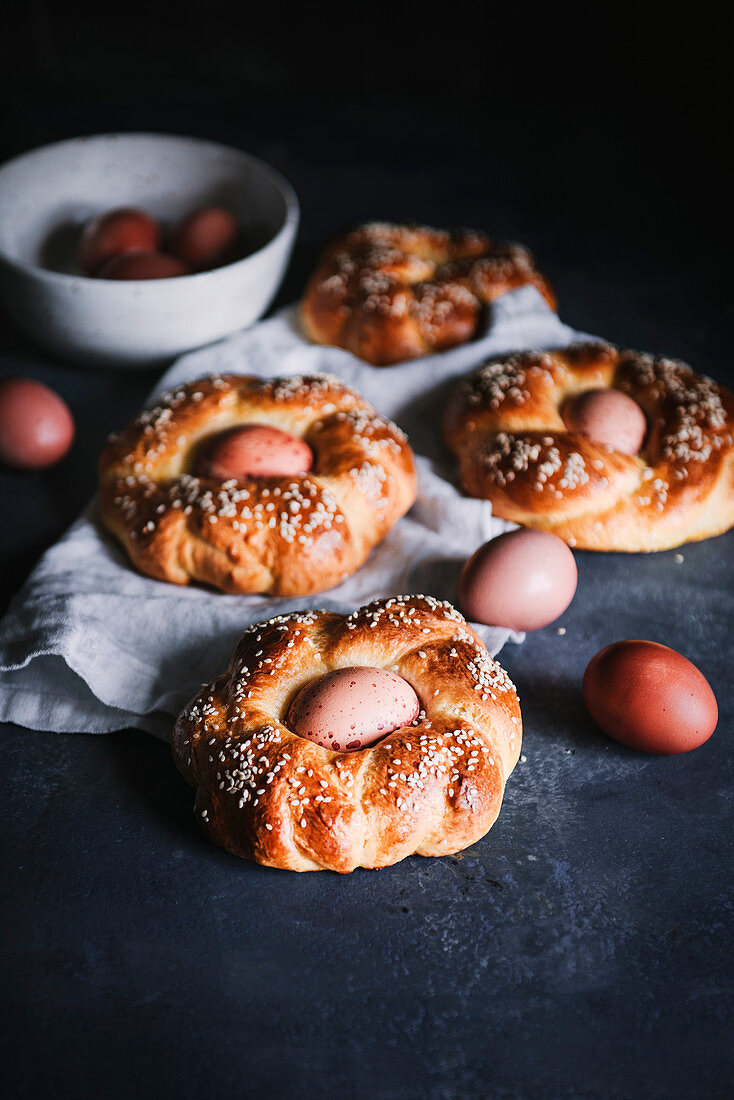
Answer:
[583,640,718,754]
[198,424,313,480]
[97,251,190,280]
[170,206,242,271]
[287,667,420,752]
[562,388,647,455]
[79,207,161,276]
[459,528,577,631]
[0,377,75,469]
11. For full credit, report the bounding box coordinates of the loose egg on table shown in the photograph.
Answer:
[79,207,161,276]
[170,205,242,271]
[97,251,190,280]
[0,377,75,469]
[197,424,313,480]
[583,640,718,754]
[287,667,420,752]
[562,388,647,455]
[459,528,577,632]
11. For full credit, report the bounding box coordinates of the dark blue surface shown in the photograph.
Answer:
[2,531,733,1098]
[1,78,733,1099]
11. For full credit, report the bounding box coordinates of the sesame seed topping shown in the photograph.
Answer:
[177,596,521,867]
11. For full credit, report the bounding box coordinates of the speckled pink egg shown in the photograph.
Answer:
[287,667,420,752]
[562,388,647,454]
[459,528,577,632]
[197,424,313,480]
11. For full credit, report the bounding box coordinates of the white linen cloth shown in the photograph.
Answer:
[0,288,582,740]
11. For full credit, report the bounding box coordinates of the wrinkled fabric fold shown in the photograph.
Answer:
[0,287,584,740]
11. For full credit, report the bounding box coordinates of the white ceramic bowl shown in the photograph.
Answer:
[0,133,299,367]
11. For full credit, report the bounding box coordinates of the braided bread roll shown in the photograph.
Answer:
[301,221,555,366]
[98,373,416,595]
[444,343,734,551]
[173,596,522,873]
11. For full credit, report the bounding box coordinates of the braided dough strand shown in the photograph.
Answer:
[173,596,522,873]
[301,221,555,366]
[98,373,417,595]
[444,343,734,551]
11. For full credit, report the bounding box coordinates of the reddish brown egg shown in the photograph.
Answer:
[562,388,647,454]
[170,206,242,271]
[97,251,190,280]
[288,667,420,752]
[79,207,161,276]
[198,424,313,481]
[0,377,75,469]
[459,528,577,631]
[583,640,718,754]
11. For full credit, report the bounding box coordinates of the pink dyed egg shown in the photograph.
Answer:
[197,424,313,480]
[170,205,242,271]
[459,528,577,632]
[0,377,75,469]
[562,388,647,454]
[583,640,718,754]
[79,207,161,275]
[287,667,420,752]
[97,251,190,280]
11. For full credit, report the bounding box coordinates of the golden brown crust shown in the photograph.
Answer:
[172,595,522,872]
[98,373,417,595]
[300,221,556,366]
[444,343,734,551]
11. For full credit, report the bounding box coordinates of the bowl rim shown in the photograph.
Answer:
[0,131,300,287]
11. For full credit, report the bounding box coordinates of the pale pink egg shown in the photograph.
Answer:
[287,667,420,752]
[459,528,577,632]
[197,424,313,480]
[562,388,647,454]
[0,377,75,469]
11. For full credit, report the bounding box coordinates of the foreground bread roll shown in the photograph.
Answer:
[444,342,734,551]
[173,595,522,873]
[98,373,416,595]
[301,221,555,366]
